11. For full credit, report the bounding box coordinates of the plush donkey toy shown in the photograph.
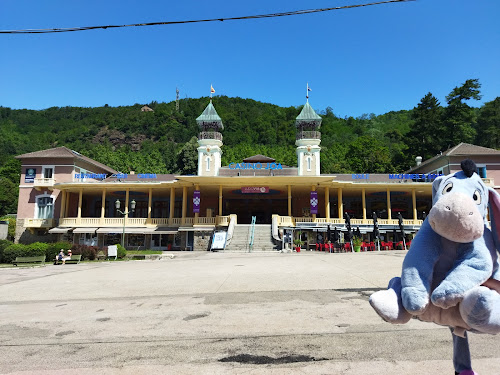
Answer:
[369,159,500,375]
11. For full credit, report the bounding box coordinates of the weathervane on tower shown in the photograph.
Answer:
[306,83,311,101]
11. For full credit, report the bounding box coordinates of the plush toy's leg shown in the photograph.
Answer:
[369,277,412,324]
[451,328,473,375]
[461,286,500,334]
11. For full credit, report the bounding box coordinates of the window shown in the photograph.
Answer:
[477,165,487,178]
[42,166,54,179]
[206,156,211,172]
[307,157,312,171]
[36,195,54,219]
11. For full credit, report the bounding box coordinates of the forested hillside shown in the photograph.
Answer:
[0,78,499,216]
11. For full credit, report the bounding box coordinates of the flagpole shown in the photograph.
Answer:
[210,84,212,101]
[306,83,309,101]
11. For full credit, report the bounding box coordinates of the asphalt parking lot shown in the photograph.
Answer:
[0,250,499,375]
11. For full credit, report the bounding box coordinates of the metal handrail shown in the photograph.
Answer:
[249,216,256,252]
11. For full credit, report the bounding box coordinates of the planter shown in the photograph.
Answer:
[295,247,301,252]
[354,246,361,252]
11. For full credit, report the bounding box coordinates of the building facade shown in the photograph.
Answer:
[14,101,500,251]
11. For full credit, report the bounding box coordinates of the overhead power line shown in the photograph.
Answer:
[1,0,414,34]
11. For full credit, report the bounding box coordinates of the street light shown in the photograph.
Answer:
[115,199,136,248]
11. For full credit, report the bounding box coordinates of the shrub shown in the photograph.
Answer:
[71,244,100,260]
[116,244,126,259]
[47,241,72,262]
[3,243,46,263]
[26,242,49,253]
[0,239,14,263]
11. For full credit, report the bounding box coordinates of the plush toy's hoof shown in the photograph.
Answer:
[369,277,412,324]
[461,286,500,334]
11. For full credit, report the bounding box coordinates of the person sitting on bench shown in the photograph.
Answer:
[55,249,72,265]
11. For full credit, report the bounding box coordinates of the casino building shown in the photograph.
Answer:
[14,99,500,251]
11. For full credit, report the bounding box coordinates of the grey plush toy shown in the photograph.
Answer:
[369,160,500,374]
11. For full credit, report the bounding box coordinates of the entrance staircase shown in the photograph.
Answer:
[224,224,277,252]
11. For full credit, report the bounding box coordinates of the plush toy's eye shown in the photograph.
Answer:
[473,190,481,205]
[442,183,453,194]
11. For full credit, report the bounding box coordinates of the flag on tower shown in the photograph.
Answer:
[307,84,312,92]
[210,85,215,94]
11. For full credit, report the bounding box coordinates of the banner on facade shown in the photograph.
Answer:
[310,191,318,215]
[193,190,201,213]
[25,168,35,183]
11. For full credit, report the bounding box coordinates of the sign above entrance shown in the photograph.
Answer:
[241,187,269,194]
[229,162,283,170]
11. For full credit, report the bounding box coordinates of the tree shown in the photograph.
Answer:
[346,136,392,173]
[0,178,18,216]
[177,136,199,175]
[443,79,482,148]
[406,93,444,160]
[475,97,500,149]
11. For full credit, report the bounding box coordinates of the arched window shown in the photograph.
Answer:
[206,156,211,172]
[36,194,54,219]
[307,156,312,171]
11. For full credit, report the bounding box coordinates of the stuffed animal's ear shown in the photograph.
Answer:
[432,176,445,202]
[489,187,500,250]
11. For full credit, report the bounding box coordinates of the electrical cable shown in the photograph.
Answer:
[0,0,414,34]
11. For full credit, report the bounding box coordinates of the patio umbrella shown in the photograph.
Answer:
[344,212,353,251]
[397,212,406,250]
[372,211,380,251]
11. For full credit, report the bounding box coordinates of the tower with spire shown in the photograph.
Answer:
[295,86,322,176]
[196,97,224,176]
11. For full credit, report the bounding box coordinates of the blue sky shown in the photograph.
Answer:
[1,0,499,117]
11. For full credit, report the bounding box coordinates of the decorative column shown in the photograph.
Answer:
[59,190,66,219]
[125,189,130,226]
[412,189,417,223]
[77,188,83,225]
[338,188,343,219]
[181,186,187,225]
[386,188,392,221]
[218,185,223,216]
[148,188,152,220]
[288,185,292,217]
[362,188,366,222]
[169,187,175,224]
[325,187,330,220]
[100,190,106,220]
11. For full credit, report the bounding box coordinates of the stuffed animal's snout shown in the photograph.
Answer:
[427,192,484,243]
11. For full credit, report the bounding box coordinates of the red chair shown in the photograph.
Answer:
[344,242,351,252]
[316,243,320,251]
[369,242,375,251]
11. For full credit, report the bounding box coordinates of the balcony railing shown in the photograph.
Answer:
[198,131,223,141]
[24,218,55,228]
[296,131,321,140]
[33,178,55,188]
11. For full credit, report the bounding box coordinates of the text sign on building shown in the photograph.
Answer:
[25,168,35,183]
[241,186,269,194]
[193,190,201,213]
[310,191,318,215]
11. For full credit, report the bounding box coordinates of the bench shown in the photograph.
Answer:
[12,256,46,266]
[54,255,82,265]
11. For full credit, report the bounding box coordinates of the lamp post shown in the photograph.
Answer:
[115,199,136,249]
